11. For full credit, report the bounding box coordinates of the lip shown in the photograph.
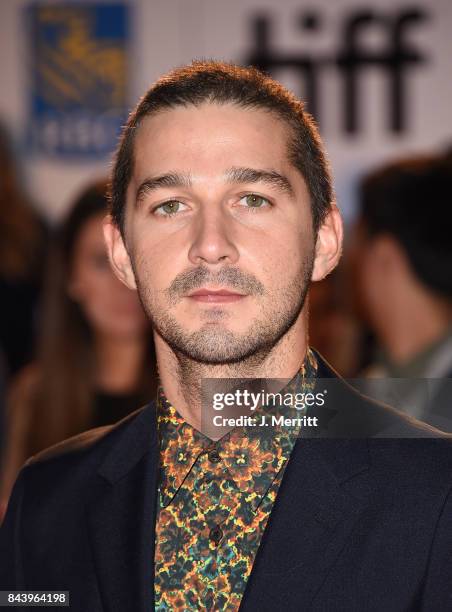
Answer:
[187,288,246,303]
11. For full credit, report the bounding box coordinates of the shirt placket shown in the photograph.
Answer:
[190,446,232,610]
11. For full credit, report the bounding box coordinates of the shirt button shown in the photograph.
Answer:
[208,449,221,463]
[209,525,223,545]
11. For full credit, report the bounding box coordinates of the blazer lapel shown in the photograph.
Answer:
[86,402,159,612]
[240,436,371,610]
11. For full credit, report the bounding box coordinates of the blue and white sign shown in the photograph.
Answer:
[27,2,129,158]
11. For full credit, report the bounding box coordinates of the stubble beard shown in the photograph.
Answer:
[133,253,314,367]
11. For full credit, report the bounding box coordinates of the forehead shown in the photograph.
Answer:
[131,103,295,181]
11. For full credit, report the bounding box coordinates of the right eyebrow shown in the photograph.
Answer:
[135,172,192,204]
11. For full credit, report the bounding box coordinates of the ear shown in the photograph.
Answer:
[311,203,343,282]
[102,214,137,290]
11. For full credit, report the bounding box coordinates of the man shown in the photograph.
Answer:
[350,155,452,430]
[1,61,452,611]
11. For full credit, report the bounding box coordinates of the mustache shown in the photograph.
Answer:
[165,266,265,304]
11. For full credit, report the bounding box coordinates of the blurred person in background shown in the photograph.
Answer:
[0,180,157,517]
[0,351,6,475]
[0,123,47,378]
[349,153,452,429]
[308,267,362,377]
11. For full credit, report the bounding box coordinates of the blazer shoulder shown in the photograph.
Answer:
[25,402,153,471]
[313,349,452,439]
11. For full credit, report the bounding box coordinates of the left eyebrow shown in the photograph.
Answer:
[224,166,296,198]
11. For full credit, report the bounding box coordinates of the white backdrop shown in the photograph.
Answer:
[0,0,451,223]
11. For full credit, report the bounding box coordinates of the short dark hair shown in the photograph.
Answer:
[359,154,452,298]
[109,60,333,235]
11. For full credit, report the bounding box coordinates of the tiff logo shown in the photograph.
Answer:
[245,8,429,133]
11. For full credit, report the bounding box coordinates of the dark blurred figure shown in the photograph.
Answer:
[0,124,47,377]
[0,351,6,469]
[349,154,452,428]
[0,180,157,516]
[309,267,362,376]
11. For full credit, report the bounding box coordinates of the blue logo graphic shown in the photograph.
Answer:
[27,2,129,157]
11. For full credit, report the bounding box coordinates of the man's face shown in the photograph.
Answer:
[115,103,317,364]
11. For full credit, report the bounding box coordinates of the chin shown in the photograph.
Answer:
[177,347,258,365]
[167,328,269,365]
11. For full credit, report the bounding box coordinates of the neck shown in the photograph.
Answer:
[94,332,147,394]
[155,313,309,430]
[374,285,452,366]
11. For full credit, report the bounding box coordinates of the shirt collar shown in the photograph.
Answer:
[156,389,210,506]
[157,348,318,509]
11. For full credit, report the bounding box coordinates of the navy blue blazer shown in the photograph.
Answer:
[1,354,452,611]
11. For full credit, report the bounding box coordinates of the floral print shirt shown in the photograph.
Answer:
[154,349,318,611]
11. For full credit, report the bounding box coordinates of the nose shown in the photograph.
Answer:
[188,205,239,266]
